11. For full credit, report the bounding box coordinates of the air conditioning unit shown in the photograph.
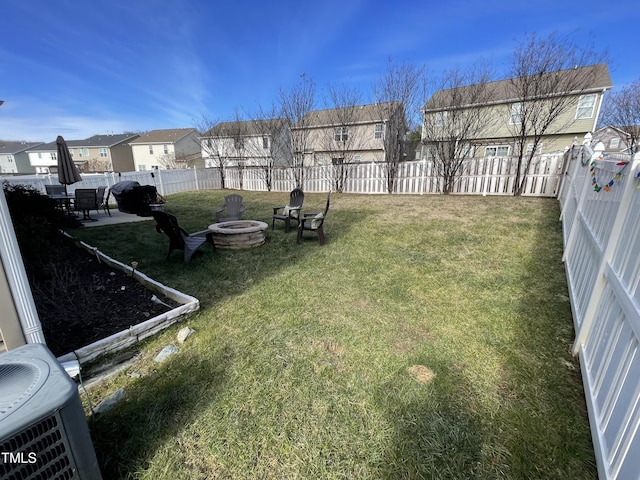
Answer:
[0,343,102,479]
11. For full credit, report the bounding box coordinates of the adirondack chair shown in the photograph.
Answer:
[272,188,304,232]
[297,192,331,246]
[215,194,246,222]
[152,211,215,262]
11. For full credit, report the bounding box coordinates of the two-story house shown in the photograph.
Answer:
[421,63,612,159]
[0,142,41,174]
[26,133,141,174]
[66,133,140,173]
[591,125,635,153]
[294,102,403,166]
[129,128,202,171]
[201,118,292,168]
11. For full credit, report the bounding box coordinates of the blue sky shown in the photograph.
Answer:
[1,0,638,142]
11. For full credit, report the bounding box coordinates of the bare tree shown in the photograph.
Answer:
[422,65,495,194]
[599,77,640,153]
[244,104,292,191]
[280,74,316,188]
[373,59,427,193]
[196,113,229,189]
[316,84,366,192]
[197,112,248,189]
[506,32,608,195]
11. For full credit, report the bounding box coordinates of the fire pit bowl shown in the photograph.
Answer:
[208,220,268,249]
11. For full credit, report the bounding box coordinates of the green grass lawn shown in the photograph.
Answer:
[72,190,595,479]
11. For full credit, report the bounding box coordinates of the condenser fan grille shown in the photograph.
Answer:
[0,411,78,480]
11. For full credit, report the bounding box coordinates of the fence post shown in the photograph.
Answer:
[572,153,640,354]
[193,166,199,191]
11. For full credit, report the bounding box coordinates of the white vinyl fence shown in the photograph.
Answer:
[2,154,563,197]
[225,155,563,196]
[559,145,640,480]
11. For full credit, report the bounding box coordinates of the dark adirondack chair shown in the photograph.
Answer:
[74,189,98,221]
[215,194,246,223]
[272,188,304,232]
[297,192,331,246]
[152,211,215,263]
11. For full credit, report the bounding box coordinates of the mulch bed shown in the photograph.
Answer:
[29,238,179,357]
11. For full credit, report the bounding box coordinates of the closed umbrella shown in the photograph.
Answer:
[56,135,81,194]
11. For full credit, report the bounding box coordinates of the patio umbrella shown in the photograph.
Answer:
[56,135,82,194]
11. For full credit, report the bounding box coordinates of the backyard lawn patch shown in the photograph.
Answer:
[73,191,595,480]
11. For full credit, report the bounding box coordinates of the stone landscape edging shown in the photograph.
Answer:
[56,234,199,365]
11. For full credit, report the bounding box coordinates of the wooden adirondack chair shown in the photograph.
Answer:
[272,188,304,232]
[152,211,215,262]
[297,192,331,246]
[215,194,246,222]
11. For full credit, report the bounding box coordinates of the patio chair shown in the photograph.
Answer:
[297,192,331,246]
[272,188,304,233]
[74,189,98,222]
[152,211,215,263]
[45,184,66,195]
[215,194,246,223]
[96,185,111,217]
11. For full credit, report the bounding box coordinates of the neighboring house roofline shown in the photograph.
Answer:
[423,63,612,112]
[129,128,197,145]
[293,101,402,130]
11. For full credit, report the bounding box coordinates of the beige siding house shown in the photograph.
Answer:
[295,102,402,166]
[68,133,140,173]
[129,128,202,171]
[25,134,140,174]
[422,64,612,158]
[201,119,292,167]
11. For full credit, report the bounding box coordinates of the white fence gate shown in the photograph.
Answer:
[559,145,640,479]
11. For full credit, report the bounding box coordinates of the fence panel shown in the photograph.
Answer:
[561,149,640,480]
[3,154,565,197]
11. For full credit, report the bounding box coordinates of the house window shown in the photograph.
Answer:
[485,145,510,157]
[99,148,108,157]
[353,155,362,163]
[374,124,383,139]
[234,138,244,150]
[576,94,596,119]
[334,126,348,142]
[84,148,89,156]
[138,164,146,171]
[263,136,269,149]
[435,111,447,127]
[51,152,57,161]
[77,149,83,158]
[609,138,620,149]
[510,102,524,124]
[163,144,169,155]
[149,145,154,155]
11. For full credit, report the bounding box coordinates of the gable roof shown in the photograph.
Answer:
[129,128,197,145]
[298,102,402,128]
[204,118,288,137]
[423,63,612,112]
[66,133,140,148]
[0,142,44,155]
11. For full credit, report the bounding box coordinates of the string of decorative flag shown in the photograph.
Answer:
[589,156,629,192]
